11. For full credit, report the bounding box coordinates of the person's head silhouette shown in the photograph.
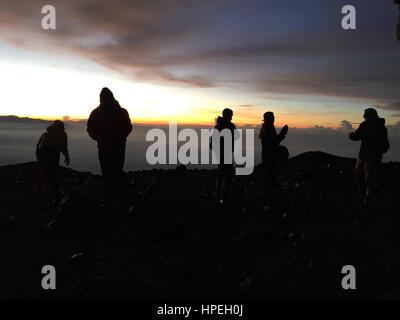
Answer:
[100,87,115,107]
[363,108,379,122]
[222,108,233,122]
[263,111,275,125]
[52,120,65,131]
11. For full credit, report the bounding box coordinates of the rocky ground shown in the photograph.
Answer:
[0,151,400,300]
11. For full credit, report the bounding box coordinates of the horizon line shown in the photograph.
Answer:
[0,114,352,129]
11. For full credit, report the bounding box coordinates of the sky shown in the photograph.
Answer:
[0,0,399,127]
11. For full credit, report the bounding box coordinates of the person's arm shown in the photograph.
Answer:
[122,108,133,137]
[259,125,264,139]
[277,125,289,143]
[36,134,44,158]
[349,123,364,141]
[63,149,70,165]
[87,109,99,141]
[232,123,240,141]
[61,133,70,165]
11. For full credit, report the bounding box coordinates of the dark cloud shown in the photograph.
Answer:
[374,101,400,112]
[0,0,213,86]
[0,0,399,110]
[236,104,258,109]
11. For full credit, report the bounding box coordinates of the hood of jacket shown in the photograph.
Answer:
[100,99,122,112]
[216,116,234,130]
[46,122,64,134]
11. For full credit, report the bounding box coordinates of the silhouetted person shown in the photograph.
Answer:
[36,120,70,199]
[212,108,236,202]
[87,88,132,200]
[259,112,288,204]
[349,108,389,207]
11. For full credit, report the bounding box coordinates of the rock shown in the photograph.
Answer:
[128,205,136,215]
[70,253,84,261]
[46,219,58,231]
[256,230,275,243]
[0,212,17,231]
[65,252,87,272]
[153,212,187,243]
[239,277,254,292]
[57,191,97,220]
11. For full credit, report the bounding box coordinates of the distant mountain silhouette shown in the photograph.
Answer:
[0,115,49,123]
[291,151,354,162]
[0,115,86,124]
[288,151,355,169]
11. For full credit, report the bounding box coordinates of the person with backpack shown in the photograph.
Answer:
[349,108,390,207]
[36,120,70,199]
[87,88,132,200]
[259,111,289,205]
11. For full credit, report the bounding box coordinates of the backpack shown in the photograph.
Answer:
[380,136,390,154]
[278,145,289,163]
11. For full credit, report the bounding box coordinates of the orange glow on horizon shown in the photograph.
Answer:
[18,113,343,129]
[0,59,377,130]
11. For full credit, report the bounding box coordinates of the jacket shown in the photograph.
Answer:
[87,100,132,150]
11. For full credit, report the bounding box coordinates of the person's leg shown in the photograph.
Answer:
[112,147,126,196]
[40,149,51,197]
[99,150,113,196]
[263,161,277,203]
[364,158,381,205]
[215,164,223,199]
[38,149,54,198]
[48,151,60,199]
[263,163,269,202]
[354,159,366,204]
[36,150,45,196]
[221,164,234,200]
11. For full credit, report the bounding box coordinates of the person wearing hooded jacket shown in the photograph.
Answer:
[87,87,132,198]
[36,120,70,198]
[349,108,390,207]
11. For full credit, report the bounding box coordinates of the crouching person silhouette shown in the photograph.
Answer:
[349,108,389,208]
[87,88,132,203]
[259,112,289,205]
[36,120,70,199]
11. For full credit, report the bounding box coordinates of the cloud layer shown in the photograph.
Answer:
[0,0,399,111]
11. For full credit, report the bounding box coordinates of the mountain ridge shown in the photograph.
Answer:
[0,150,399,299]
